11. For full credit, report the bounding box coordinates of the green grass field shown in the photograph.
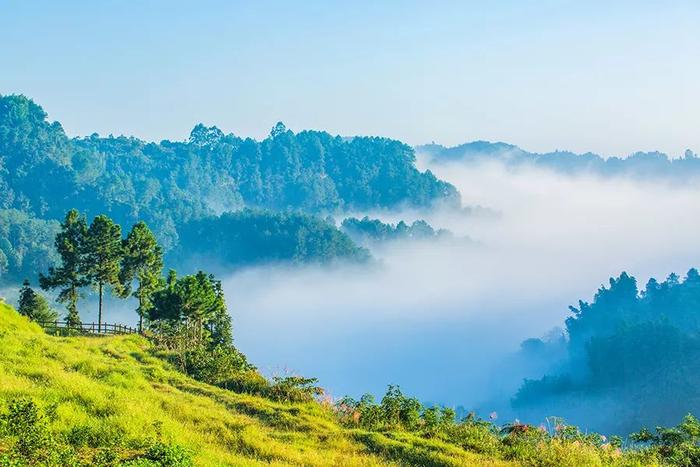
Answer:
[0,302,515,466]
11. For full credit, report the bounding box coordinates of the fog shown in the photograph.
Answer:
[223,158,700,415]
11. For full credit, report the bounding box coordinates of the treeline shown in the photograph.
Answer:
[340,216,453,245]
[0,94,458,253]
[24,209,163,331]
[0,208,371,284]
[171,209,369,273]
[512,269,700,434]
[18,208,238,344]
[419,140,700,179]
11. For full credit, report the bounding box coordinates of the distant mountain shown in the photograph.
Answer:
[417,141,700,179]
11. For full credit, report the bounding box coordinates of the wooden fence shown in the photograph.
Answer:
[37,321,140,336]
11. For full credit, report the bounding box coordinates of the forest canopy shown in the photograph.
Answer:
[0,94,458,249]
[171,209,370,272]
[512,269,700,434]
[0,94,459,283]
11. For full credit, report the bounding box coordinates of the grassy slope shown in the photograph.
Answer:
[0,303,510,466]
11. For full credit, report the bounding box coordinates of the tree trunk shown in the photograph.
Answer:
[138,294,143,333]
[98,282,103,334]
[69,283,77,324]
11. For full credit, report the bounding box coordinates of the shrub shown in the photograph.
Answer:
[1,398,53,459]
[139,442,193,466]
[267,376,323,403]
[181,344,251,386]
[631,414,700,466]
[220,370,270,395]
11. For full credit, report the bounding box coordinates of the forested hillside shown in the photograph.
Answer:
[513,269,700,434]
[171,210,369,273]
[0,94,458,282]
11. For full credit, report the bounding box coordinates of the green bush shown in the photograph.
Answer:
[220,370,270,395]
[181,344,251,386]
[266,376,324,403]
[0,398,193,466]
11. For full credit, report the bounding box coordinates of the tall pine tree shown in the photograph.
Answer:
[82,215,124,332]
[121,221,163,332]
[39,209,88,325]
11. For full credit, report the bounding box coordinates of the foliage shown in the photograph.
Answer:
[629,414,700,466]
[0,397,192,466]
[341,216,452,245]
[0,94,458,261]
[149,270,229,341]
[39,209,88,325]
[513,268,700,433]
[121,221,163,332]
[172,209,370,271]
[335,384,666,466]
[17,279,57,323]
[82,214,125,328]
[0,209,59,283]
[338,386,442,433]
[1,300,696,466]
[266,376,324,403]
[0,302,465,466]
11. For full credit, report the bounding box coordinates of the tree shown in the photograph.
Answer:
[207,278,232,346]
[121,221,163,332]
[82,215,124,332]
[39,209,88,326]
[149,270,181,322]
[149,270,227,342]
[18,279,57,323]
[270,121,287,138]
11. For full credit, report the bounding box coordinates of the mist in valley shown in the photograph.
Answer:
[222,155,700,428]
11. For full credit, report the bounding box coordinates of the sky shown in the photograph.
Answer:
[1,0,699,156]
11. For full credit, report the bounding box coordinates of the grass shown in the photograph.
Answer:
[0,302,513,466]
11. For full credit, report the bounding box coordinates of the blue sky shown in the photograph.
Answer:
[1,0,698,156]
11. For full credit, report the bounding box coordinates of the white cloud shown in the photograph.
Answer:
[223,159,700,408]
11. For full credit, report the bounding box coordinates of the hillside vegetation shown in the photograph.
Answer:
[0,94,458,265]
[0,94,463,283]
[9,301,700,466]
[514,269,700,435]
[0,302,511,466]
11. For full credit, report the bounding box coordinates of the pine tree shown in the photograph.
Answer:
[121,221,163,332]
[18,279,58,323]
[39,209,88,326]
[82,215,124,332]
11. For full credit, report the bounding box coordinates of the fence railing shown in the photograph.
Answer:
[36,321,140,336]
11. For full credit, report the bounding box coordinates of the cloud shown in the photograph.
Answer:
[222,158,700,413]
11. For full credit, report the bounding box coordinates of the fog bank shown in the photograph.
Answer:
[223,159,700,413]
